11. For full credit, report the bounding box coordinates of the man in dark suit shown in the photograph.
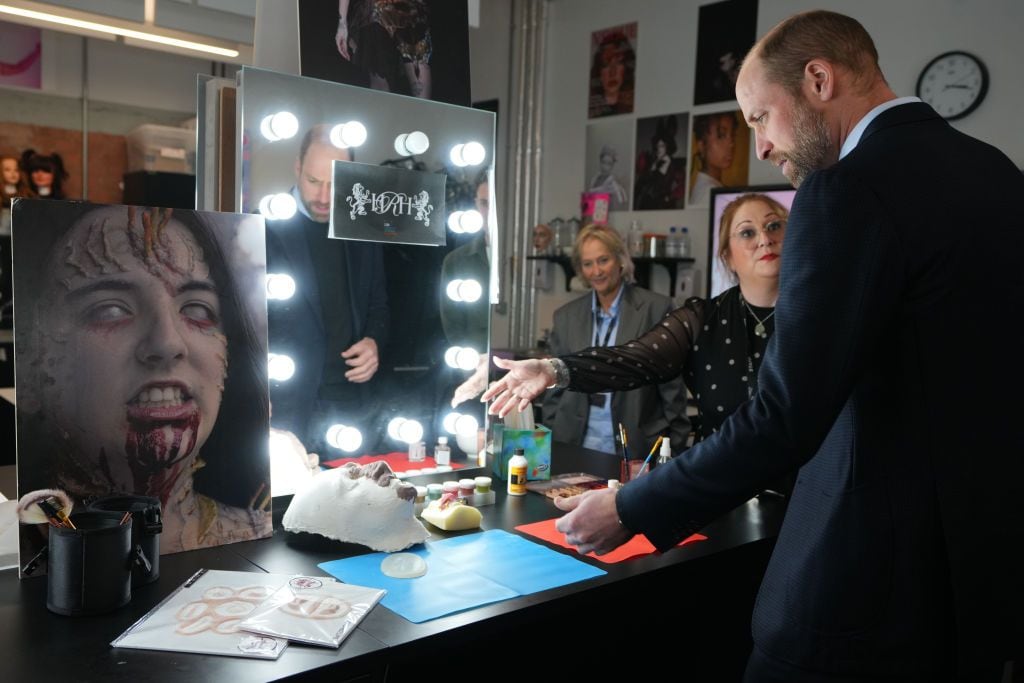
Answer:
[511,10,1021,681]
[267,125,389,454]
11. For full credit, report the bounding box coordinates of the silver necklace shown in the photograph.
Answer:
[742,299,775,338]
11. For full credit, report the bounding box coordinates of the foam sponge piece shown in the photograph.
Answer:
[380,552,428,579]
[420,500,482,531]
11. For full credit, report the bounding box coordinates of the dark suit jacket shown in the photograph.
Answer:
[266,211,389,438]
[617,103,1024,676]
[542,284,690,456]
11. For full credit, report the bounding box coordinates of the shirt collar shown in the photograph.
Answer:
[840,96,921,159]
[291,185,316,221]
[591,283,625,319]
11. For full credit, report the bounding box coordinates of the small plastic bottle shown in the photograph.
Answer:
[678,227,691,258]
[656,439,672,468]
[434,436,451,466]
[666,227,680,257]
[627,220,643,258]
[409,440,425,462]
[507,448,528,496]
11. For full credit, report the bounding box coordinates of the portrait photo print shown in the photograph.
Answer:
[12,199,271,566]
[588,22,637,119]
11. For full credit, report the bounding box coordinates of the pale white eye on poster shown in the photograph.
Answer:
[330,121,367,148]
[258,193,297,221]
[326,424,363,452]
[267,353,296,381]
[265,273,296,300]
[263,111,300,141]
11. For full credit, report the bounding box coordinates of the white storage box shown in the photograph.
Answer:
[125,124,196,175]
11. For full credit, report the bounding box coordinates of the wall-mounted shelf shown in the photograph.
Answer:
[527,254,696,294]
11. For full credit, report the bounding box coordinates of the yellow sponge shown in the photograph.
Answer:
[420,499,482,531]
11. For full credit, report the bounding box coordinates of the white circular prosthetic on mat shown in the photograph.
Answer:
[380,552,428,579]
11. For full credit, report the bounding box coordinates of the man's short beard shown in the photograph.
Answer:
[775,99,835,188]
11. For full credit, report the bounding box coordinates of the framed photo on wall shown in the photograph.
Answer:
[588,22,637,118]
[688,109,750,207]
[693,0,758,105]
[633,112,689,211]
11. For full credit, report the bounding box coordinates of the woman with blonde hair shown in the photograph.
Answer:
[541,223,689,458]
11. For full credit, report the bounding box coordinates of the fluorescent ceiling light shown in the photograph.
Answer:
[0,3,240,58]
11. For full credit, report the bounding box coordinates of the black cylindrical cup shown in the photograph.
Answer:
[47,511,132,616]
[87,495,162,586]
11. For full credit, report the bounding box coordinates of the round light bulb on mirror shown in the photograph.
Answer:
[326,424,363,452]
[331,121,367,148]
[457,278,482,303]
[449,144,468,167]
[265,273,296,300]
[458,209,483,234]
[260,111,299,141]
[268,353,296,381]
[393,133,409,156]
[442,411,479,437]
[444,346,461,368]
[454,413,479,438]
[387,417,407,441]
[396,419,423,444]
[455,347,480,371]
[258,192,297,221]
[404,130,429,155]
[447,211,465,234]
[446,279,465,302]
[460,141,486,165]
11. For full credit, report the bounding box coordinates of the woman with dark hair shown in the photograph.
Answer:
[634,117,686,210]
[13,201,271,554]
[689,111,739,205]
[21,149,69,199]
[589,30,636,118]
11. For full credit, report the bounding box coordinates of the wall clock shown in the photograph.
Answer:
[915,51,988,121]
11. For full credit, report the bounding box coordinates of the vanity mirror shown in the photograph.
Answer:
[235,67,494,470]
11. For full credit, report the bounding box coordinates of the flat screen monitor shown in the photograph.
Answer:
[707,184,796,299]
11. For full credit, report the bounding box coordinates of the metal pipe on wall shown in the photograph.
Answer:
[506,0,546,350]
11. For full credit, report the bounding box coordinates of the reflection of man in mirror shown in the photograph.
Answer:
[266,124,389,455]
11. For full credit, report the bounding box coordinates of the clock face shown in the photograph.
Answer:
[916,51,989,121]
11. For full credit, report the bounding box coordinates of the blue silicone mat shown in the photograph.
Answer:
[319,529,606,623]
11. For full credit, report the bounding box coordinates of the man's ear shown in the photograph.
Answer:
[294,157,302,181]
[803,59,835,102]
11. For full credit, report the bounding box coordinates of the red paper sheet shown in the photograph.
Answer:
[515,517,707,564]
[321,452,465,473]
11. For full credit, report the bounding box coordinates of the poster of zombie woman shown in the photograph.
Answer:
[13,200,271,568]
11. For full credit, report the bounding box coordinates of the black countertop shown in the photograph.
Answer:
[0,442,786,682]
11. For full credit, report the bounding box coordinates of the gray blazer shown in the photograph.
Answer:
[541,284,690,456]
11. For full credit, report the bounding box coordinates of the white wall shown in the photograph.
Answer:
[532,0,1024,342]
